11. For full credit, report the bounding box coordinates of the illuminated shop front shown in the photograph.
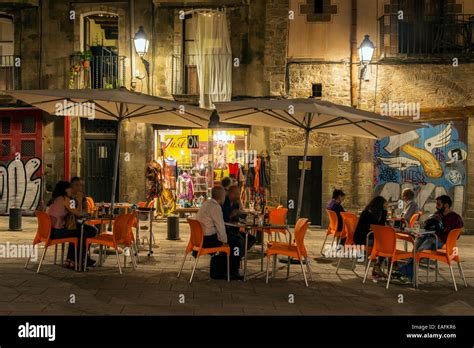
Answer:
[152,128,271,216]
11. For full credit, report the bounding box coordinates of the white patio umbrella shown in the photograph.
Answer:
[215,98,424,220]
[8,88,212,219]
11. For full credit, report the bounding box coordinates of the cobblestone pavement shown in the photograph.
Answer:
[0,217,473,315]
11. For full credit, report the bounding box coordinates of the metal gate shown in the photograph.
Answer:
[84,139,117,202]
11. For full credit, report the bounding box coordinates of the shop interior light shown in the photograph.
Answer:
[215,131,236,144]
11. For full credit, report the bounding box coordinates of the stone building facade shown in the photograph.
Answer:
[264,0,474,230]
[1,0,473,233]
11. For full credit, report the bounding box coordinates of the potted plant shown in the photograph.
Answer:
[68,63,82,89]
[81,50,93,70]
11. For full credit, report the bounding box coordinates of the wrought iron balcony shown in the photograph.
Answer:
[378,14,474,59]
[0,55,20,91]
[69,52,126,89]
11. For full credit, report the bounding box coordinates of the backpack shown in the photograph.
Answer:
[210,253,228,280]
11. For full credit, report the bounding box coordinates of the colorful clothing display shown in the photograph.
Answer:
[254,157,261,191]
[259,156,270,188]
[145,160,163,200]
[164,158,177,190]
[228,163,239,178]
[177,172,194,201]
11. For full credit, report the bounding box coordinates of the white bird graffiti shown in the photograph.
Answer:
[379,123,453,171]
[424,123,452,154]
[379,156,421,170]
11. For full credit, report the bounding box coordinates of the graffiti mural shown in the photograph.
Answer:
[374,121,466,215]
[0,157,42,213]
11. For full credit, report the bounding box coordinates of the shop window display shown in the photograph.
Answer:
[152,128,271,216]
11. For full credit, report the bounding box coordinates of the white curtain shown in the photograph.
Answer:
[193,11,232,109]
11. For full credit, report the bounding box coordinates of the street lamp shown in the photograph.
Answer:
[358,34,375,80]
[133,26,150,92]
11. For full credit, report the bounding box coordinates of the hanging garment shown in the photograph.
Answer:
[164,158,177,190]
[259,157,270,188]
[145,161,163,200]
[228,162,239,178]
[238,165,245,185]
[245,165,255,188]
[254,157,261,191]
[157,188,176,216]
[177,173,194,201]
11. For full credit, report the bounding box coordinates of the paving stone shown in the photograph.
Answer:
[0,218,473,315]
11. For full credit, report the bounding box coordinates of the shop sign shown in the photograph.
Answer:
[298,160,311,170]
[187,135,199,149]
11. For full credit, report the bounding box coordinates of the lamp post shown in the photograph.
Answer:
[358,34,375,81]
[133,26,150,93]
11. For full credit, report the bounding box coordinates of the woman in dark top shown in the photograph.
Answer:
[353,196,388,280]
[354,196,388,245]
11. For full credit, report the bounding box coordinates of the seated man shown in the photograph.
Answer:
[195,186,243,280]
[401,188,419,224]
[398,195,463,283]
[327,189,346,234]
[222,185,256,250]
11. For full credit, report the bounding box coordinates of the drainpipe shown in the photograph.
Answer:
[350,0,358,107]
[64,116,71,180]
[130,0,136,88]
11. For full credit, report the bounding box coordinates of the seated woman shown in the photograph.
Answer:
[46,180,97,270]
[353,196,388,280]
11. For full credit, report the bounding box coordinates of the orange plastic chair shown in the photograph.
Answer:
[84,213,137,274]
[267,207,289,241]
[25,211,79,273]
[265,218,312,287]
[363,225,413,289]
[335,212,360,274]
[415,228,467,291]
[137,200,155,208]
[86,197,98,217]
[257,207,290,272]
[177,219,231,283]
[320,210,344,255]
[409,211,423,228]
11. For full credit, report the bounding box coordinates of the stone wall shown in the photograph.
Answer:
[264,0,289,96]
[268,60,474,229]
[465,115,474,232]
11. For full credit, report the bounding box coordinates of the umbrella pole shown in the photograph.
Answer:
[296,129,310,221]
[108,119,122,231]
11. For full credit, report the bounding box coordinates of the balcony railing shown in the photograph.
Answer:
[171,53,232,97]
[69,53,125,89]
[378,14,474,58]
[0,55,20,91]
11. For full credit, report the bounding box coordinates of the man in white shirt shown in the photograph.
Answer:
[195,186,243,280]
[196,187,228,244]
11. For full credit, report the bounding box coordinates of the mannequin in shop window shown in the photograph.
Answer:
[177,170,194,203]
